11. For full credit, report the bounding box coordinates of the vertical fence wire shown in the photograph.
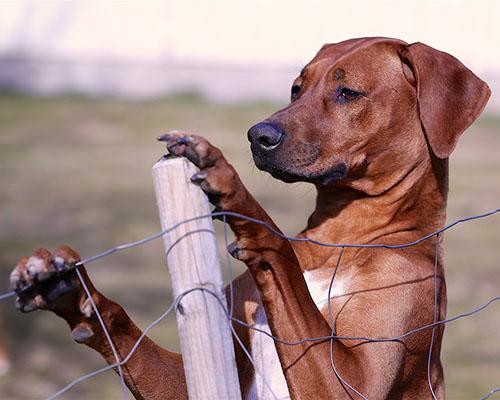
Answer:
[427,234,440,400]
[75,268,129,400]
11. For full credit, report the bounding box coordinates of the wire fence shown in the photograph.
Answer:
[1,208,499,400]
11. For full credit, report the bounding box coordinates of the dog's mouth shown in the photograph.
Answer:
[254,156,348,186]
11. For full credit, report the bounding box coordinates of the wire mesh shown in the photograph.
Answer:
[1,208,499,400]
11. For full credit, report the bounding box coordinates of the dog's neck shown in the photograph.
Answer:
[303,155,448,250]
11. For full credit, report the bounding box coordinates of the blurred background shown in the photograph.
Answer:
[0,1,499,399]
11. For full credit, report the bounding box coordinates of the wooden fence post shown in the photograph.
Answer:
[152,156,242,400]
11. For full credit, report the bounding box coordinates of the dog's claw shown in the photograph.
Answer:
[157,133,173,142]
[19,300,37,313]
[227,241,242,260]
[191,171,208,184]
[157,131,193,144]
[176,136,192,145]
[53,256,67,272]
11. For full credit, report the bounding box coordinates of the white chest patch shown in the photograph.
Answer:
[303,269,349,309]
[246,270,348,400]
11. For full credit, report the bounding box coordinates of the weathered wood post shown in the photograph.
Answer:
[152,156,241,400]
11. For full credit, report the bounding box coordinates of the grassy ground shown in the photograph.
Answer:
[0,93,498,399]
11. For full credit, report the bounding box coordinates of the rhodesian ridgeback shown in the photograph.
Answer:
[10,37,490,399]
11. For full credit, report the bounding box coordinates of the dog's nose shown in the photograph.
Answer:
[247,122,284,149]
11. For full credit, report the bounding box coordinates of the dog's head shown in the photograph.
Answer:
[248,37,490,193]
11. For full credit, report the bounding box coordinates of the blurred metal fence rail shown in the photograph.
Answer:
[0,208,499,400]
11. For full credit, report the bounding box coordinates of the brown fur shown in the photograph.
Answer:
[11,37,490,399]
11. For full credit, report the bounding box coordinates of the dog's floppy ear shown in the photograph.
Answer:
[400,42,490,159]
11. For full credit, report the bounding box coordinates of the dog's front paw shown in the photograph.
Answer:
[158,131,245,208]
[10,246,85,314]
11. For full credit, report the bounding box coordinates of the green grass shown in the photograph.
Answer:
[0,93,498,399]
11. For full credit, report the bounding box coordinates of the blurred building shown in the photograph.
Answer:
[0,1,499,110]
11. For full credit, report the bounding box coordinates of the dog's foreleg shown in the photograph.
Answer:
[10,246,187,400]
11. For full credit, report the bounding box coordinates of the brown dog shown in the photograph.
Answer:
[10,37,490,399]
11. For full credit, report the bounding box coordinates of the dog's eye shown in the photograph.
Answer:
[336,87,363,103]
[291,84,301,101]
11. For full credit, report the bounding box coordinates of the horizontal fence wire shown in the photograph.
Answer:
[0,207,499,399]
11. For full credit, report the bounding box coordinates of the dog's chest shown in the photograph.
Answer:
[246,270,347,400]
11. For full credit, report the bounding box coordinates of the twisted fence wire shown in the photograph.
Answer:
[1,207,499,399]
